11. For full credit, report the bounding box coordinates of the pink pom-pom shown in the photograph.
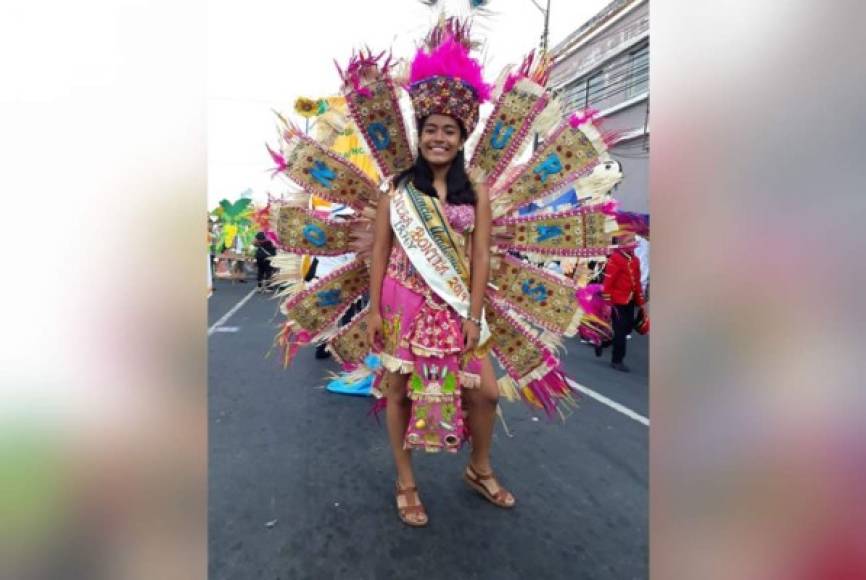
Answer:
[600,200,619,214]
[569,109,599,128]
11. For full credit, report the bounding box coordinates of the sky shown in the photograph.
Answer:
[207,0,610,209]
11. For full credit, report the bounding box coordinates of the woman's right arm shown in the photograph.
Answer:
[367,191,393,347]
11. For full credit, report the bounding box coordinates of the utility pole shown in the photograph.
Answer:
[531,0,551,151]
[541,0,551,54]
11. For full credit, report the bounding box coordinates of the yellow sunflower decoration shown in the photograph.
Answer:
[293,96,319,118]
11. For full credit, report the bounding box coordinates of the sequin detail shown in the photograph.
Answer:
[444,203,475,234]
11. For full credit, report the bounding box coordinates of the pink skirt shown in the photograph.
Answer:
[375,274,482,393]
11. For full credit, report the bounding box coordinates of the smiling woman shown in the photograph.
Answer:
[394,114,477,207]
[264,12,627,530]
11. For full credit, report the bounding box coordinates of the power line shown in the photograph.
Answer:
[554,40,649,91]
[558,66,649,111]
[557,49,649,94]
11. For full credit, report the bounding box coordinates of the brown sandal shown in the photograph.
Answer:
[463,464,516,508]
[395,482,428,527]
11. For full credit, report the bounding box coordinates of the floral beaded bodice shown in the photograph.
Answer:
[443,202,475,235]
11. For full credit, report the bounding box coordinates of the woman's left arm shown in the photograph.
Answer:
[462,184,491,352]
[469,183,491,321]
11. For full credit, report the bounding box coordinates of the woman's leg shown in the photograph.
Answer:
[383,371,427,524]
[462,356,515,505]
[383,371,414,485]
[463,356,499,473]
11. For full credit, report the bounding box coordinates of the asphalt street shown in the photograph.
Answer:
[209,278,648,580]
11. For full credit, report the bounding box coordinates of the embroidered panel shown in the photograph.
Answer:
[489,255,579,335]
[276,206,356,255]
[328,306,370,365]
[493,206,611,257]
[281,135,379,210]
[491,122,603,215]
[282,259,369,337]
[484,298,548,380]
[469,84,546,185]
[345,78,414,178]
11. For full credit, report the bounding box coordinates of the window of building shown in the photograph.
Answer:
[585,71,604,108]
[561,78,587,113]
[625,43,649,98]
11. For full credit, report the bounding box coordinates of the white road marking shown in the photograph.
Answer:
[214,326,240,333]
[208,288,257,336]
[566,378,649,426]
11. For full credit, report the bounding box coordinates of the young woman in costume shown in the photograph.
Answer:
[267,17,622,529]
[368,110,515,526]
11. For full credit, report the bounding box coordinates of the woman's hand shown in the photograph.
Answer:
[367,311,384,352]
[462,318,480,353]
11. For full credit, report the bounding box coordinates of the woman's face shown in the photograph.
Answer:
[419,114,464,167]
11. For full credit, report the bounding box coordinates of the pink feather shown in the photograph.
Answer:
[569,108,600,128]
[502,50,551,94]
[265,143,287,177]
[409,34,492,102]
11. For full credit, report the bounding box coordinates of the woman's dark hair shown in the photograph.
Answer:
[393,116,477,206]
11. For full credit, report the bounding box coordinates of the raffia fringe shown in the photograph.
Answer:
[532,96,563,139]
[323,342,344,365]
[495,404,514,437]
[515,358,558,389]
[325,365,374,387]
[271,252,305,303]
[379,352,414,374]
[497,375,520,402]
[409,342,462,358]
[578,120,611,158]
[564,308,583,338]
[490,63,515,101]
[514,77,546,98]
[537,330,566,356]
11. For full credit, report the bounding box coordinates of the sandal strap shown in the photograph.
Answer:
[467,465,512,502]
[398,504,426,515]
[467,464,495,480]
[395,484,418,496]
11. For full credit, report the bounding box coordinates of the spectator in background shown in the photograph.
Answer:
[634,234,650,301]
[253,232,276,293]
[602,232,646,372]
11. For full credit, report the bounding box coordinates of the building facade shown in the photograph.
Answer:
[549,0,649,213]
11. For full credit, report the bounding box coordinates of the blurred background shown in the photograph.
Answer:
[2,0,865,578]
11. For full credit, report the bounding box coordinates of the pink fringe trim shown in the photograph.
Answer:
[526,367,575,418]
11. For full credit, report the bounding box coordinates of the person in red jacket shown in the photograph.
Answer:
[601,232,646,372]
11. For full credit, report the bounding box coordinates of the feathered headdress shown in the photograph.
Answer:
[407,18,492,134]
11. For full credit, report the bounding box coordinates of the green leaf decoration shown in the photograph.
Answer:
[442,403,455,421]
[410,374,424,393]
[442,372,457,394]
